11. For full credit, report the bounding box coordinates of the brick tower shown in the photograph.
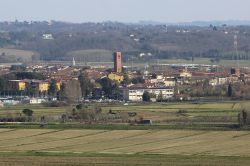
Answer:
[114,52,122,73]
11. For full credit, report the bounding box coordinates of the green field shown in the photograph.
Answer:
[0,101,248,125]
[67,49,113,62]
[0,101,250,165]
[1,129,250,165]
[155,58,250,67]
[0,48,37,62]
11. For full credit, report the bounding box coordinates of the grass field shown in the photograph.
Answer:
[67,49,113,62]
[0,101,250,165]
[0,48,36,62]
[0,101,248,125]
[154,58,250,67]
[1,129,250,165]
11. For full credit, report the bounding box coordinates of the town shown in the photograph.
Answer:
[2,1,250,165]
[0,51,249,106]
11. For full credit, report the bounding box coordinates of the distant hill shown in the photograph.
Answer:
[1,21,250,62]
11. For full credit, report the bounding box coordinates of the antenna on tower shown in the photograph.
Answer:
[234,34,239,68]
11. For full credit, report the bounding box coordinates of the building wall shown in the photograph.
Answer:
[123,88,174,102]
[9,80,26,91]
[56,82,61,91]
[108,73,124,82]
[38,82,49,92]
[164,80,176,87]
[18,82,26,91]
[114,52,122,73]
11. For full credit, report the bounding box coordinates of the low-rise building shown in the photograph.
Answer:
[123,87,174,102]
[179,68,192,78]
[209,77,227,86]
[108,73,124,82]
[29,80,49,92]
[9,80,26,91]
[164,78,176,87]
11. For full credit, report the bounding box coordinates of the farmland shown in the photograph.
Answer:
[157,58,250,67]
[0,101,248,126]
[66,49,113,62]
[0,48,37,62]
[0,101,250,165]
[1,129,250,165]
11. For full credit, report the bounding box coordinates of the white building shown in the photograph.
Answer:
[0,100,3,107]
[42,34,54,40]
[209,77,227,86]
[164,78,176,87]
[24,98,46,104]
[123,87,174,102]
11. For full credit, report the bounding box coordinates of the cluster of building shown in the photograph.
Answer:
[9,79,60,92]
[1,51,250,105]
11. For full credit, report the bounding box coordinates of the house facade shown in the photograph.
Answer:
[123,87,174,102]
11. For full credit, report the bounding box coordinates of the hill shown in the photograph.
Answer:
[1,21,250,62]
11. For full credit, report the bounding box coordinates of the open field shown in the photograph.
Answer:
[156,58,250,67]
[0,104,71,117]
[0,48,37,62]
[100,101,247,124]
[0,129,250,156]
[1,154,250,166]
[66,49,113,62]
[0,129,250,165]
[0,101,248,125]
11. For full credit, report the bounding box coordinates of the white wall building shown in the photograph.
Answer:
[123,87,174,102]
[209,77,227,86]
[42,34,54,40]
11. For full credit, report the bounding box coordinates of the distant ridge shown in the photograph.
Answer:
[136,20,250,26]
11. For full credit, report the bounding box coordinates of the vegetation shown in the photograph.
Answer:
[78,73,94,98]
[1,153,250,166]
[22,108,33,117]
[142,91,151,102]
[98,78,120,99]
[2,21,250,62]
[0,101,248,127]
[48,79,58,97]
[0,129,250,165]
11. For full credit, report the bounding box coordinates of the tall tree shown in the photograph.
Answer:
[99,77,119,98]
[142,91,151,102]
[78,73,94,98]
[228,84,233,97]
[122,74,131,86]
[48,79,58,97]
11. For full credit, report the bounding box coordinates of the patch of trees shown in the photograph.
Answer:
[59,80,82,102]
[98,78,120,99]
[142,91,151,102]
[3,22,250,61]
[15,72,45,80]
[78,73,94,98]
[238,109,250,127]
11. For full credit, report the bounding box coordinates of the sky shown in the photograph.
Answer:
[0,0,249,23]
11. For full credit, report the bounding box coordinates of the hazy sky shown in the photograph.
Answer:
[0,0,249,23]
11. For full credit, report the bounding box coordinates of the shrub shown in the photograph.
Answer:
[22,109,33,117]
